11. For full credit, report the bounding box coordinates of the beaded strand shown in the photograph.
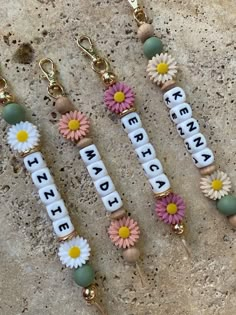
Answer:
[126,0,236,227]
[0,75,107,313]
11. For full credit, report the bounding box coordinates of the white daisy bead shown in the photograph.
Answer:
[184,133,207,154]
[31,167,54,189]
[38,184,61,205]
[87,160,108,181]
[135,143,156,164]
[102,191,123,212]
[177,118,200,139]
[94,175,115,197]
[24,152,46,173]
[169,103,192,125]
[142,158,163,179]
[121,112,142,133]
[80,144,101,166]
[163,87,186,109]
[192,147,215,168]
[58,236,91,269]
[128,127,149,149]
[53,215,75,238]
[46,199,69,221]
[149,173,171,194]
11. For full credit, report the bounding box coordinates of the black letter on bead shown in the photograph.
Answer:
[187,121,197,132]
[141,148,152,158]
[51,206,62,216]
[194,136,204,148]
[177,127,185,136]
[185,142,191,151]
[59,223,69,231]
[150,164,160,171]
[108,198,119,206]
[27,157,39,167]
[171,113,177,120]
[128,117,138,125]
[85,150,96,161]
[193,157,198,164]
[100,181,109,191]
[44,189,55,200]
[134,133,144,142]
[173,91,183,100]
[165,97,171,105]
[93,167,103,175]
[180,107,189,116]
[202,154,211,161]
[155,181,165,189]
[37,173,48,183]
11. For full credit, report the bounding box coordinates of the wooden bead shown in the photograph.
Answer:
[161,80,177,93]
[228,215,236,228]
[123,247,140,263]
[137,23,154,42]
[77,137,93,149]
[55,97,75,114]
[110,208,126,220]
[199,164,216,175]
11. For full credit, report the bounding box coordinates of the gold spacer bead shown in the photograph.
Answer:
[58,230,77,242]
[154,188,172,199]
[101,71,117,87]
[172,222,185,235]
[82,284,97,304]
[199,164,216,176]
[160,80,177,93]
[119,106,136,118]
[19,145,41,158]
[0,90,14,106]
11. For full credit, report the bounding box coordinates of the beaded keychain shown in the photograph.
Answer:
[126,0,236,227]
[39,58,144,280]
[0,74,107,314]
[77,36,190,254]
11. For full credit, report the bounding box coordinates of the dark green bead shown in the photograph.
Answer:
[2,103,26,125]
[216,195,236,216]
[143,37,163,59]
[74,264,95,288]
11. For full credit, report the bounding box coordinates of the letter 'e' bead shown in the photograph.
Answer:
[53,215,75,238]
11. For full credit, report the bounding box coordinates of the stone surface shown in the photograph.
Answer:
[0,0,235,315]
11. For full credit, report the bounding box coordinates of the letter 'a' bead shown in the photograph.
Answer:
[38,184,61,205]
[163,87,186,109]
[184,133,207,154]
[87,160,108,181]
[53,215,75,238]
[46,199,69,221]
[142,158,163,179]
[80,144,101,166]
[170,103,192,124]
[102,191,123,212]
[128,127,149,148]
[149,173,171,194]
[31,167,54,189]
[177,118,200,139]
[121,112,142,133]
[135,143,156,164]
[94,175,115,197]
[24,152,46,173]
[192,147,215,168]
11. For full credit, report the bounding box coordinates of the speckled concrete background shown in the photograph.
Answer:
[0,1,235,315]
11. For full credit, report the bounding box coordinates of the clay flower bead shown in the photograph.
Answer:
[108,216,140,249]
[147,53,178,85]
[156,193,185,225]
[7,121,40,153]
[200,170,231,200]
[58,111,90,142]
[58,236,91,269]
[104,82,135,114]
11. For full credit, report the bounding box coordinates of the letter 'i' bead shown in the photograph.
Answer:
[102,191,123,212]
[46,199,69,221]
[24,152,46,172]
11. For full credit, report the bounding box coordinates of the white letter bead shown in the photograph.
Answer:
[142,158,163,179]
[87,160,108,181]
[46,199,68,221]
[169,103,192,124]
[121,112,142,133]
[128,128,149,148]
[192,148,215,168]
[135,143,156,164]
[24,152,46,173]
[80,144,101,166]
[102,191,123,212]
[163,87,186,108]
[149,174,171,194]
[38,184,61,205]
[53,215,75,238]
[184,133,207,154]
[94,175,115,197]
[31,167,54,189]
[177,118,200,139]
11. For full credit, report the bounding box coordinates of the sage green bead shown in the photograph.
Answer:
[74,264,95,288]
[143,37,163,59]
[2,103,26,125]
[216,195,236,216]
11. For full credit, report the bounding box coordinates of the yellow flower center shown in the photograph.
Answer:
[68,246,81,259]
[211,179,223,191]
[166,203,178,215]
[114,91,125,103]
[68,119,80,131]
[16,130,29,142]
[157,63,169,74]
[118,226,130,239]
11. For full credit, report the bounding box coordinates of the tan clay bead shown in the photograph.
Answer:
[77,137,93,150]
[137,23,154,42]
[55,96,75,114]
[123,247,140,263]
[199,164,216,176]
[228,215,236,228]
[110,208,126,220]
[161,80,177,93]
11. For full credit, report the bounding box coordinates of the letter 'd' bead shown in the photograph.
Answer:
[94,175,115,197]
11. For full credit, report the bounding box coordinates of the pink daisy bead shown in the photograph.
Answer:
[104,82,135,114]
[155,193,186,225]
[108,216,140,249]
[58,110,90,142]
